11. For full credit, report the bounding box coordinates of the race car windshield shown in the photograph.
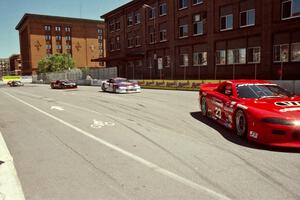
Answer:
[237,84,292,99]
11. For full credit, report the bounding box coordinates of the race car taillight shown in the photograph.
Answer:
[261,118,294,126]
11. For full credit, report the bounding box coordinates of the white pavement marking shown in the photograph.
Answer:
[0,131,26,200]
[90,119,115,129]
[3,91,231,200]
[50,106,64,111]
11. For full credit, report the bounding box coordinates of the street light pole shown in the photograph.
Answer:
[143,4,156,80]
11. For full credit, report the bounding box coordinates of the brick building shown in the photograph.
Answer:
[9,54,22,75]
[16,13,106,75]
[0,58,10,77]
[101,0,300,80]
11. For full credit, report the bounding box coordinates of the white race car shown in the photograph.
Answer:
[101,77,141,93]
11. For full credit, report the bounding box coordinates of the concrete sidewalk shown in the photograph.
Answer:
[0,131,25,200]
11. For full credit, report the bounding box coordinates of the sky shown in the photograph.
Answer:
[0,0,131,58]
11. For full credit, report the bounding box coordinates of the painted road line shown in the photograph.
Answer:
[3,91,231,200]
[0,131,26,200]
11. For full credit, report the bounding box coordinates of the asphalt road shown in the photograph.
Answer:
[0,84,299,200]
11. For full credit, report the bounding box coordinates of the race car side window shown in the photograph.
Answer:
[219,83,233,96]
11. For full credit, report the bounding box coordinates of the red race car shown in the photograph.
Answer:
[199,80,300,148]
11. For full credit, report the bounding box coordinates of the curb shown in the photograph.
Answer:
[0,131,26,200]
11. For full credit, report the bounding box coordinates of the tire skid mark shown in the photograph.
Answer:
[51,134,132,200]
[212,144,300,199]
[106,118,236,200]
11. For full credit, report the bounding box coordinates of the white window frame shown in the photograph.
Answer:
[135,12,141,24]
[216,50,226,65]
[55,26,61,32]
[282,0,300,20]
[291,42,300,62]
[240,9,255,28]
[193,52,207,66]
[227,48,246,64]
[247,47,261,64]
[159,3,167,16]
[193,14,204,36]
[180,54,189,67]
[179,0,188,10]
[220,14,233,31]
[273,44,290,63]
[160,29,167,42]
[179,24,189,38]
[192,0,203,6]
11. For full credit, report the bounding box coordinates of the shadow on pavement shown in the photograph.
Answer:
[190,111,300,153]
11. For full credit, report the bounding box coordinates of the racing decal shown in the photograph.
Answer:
[275,101,300,107]
[214,107,222,119]
[212,98,223,108]
[279,107,300,112]
[237,104,248,110]
[249,131,258,139]
[237,83,277,87]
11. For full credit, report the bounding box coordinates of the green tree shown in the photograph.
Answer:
[38,54,75,73]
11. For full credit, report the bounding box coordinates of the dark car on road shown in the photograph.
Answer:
[50,80,77,89]
[7,81,24,87]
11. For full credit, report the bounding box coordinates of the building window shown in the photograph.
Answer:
[240,9,255,27]
[149,27,155,44]
[227,48,246,64]
[164,55,171,67]
[179,24,188,38]
[65,27,71,32]
[128,37,135,48]
[282,0,300,19]
[180,54,189,66]
[116,36,121,50]
[216,50,226,65]
[127,14,133,26]
[179,0,188,9]
[55,26,61,32]
[159,3,167,16]
[109,20,115,32]
[291,43,300,61]
[44,25,51,31]
[193,14,204,35]
[193,0,203,5]
[66,45,71,50]
[248,47,261,63]
[149,7,155,19]
[135,12,141,24]
[46,44,52,49]
[115,20,121,30]
[193,52,207,66]
[274,44,289,62]
[160,29,167,41]
[56,45,62,49]
[55,35,62,41]
[220,14,233,31]
[45,35,51,41]
[136,35,141,46]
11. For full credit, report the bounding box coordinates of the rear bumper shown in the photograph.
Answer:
[116,88,141,93]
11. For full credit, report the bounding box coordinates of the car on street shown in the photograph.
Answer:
[7,80,24,87]
[50,80,77,89]
[101,77,141,93]
[199,80,300,148]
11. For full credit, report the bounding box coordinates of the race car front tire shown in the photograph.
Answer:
[201,97,207,117]
[235,109,247,137]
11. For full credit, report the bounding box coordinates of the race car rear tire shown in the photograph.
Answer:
[235,110,247,137]
[201,97,208,117]
[101,84,106,92]
[50,84,54,89]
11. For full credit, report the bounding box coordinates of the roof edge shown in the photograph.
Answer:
[16,13,104,30]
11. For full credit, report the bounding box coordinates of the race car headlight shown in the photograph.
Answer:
[261,118,294,126]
